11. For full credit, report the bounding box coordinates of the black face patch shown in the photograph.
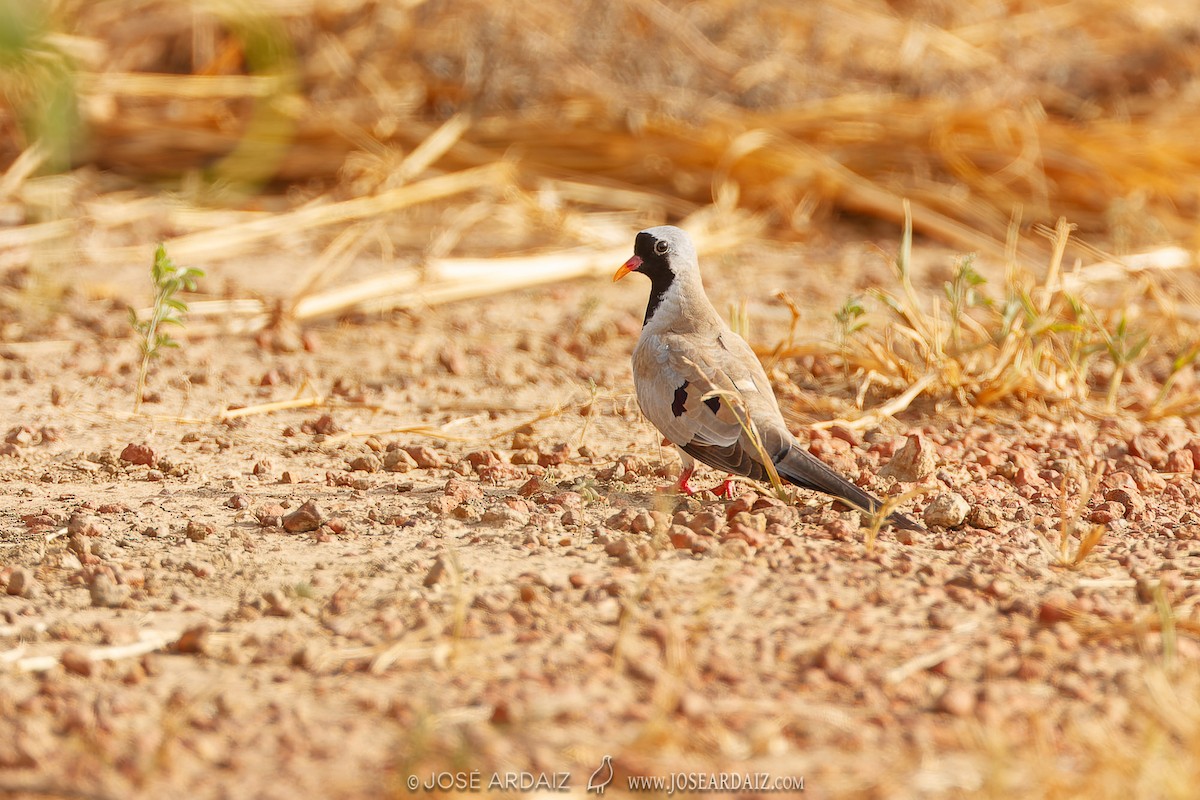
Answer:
[633,231,676,326]
[671,381,689,417]
[703,395,721,415]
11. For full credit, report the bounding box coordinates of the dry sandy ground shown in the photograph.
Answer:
[2,234,1200,799]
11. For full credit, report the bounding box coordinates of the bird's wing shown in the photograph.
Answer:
[633,330,788,480]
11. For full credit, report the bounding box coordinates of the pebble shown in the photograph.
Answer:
[923,492,970,528]
[879,434,936,481]
[423,556,449,587]
[67,513,107,538]
[967,505,1002,529]
[186,520,215,541]
[383,448,418,472]
[1088,502,1125,524]
[120,443,156,466]
[282,500,323,533]
[348,454,382,473]
[5,566,37,597]
[937,684,976,716]
[60,647,94,677]
[537,443,571,467]
[404,446,444,469]
[90,574,130,608]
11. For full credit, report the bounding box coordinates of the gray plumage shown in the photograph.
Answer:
[615,225,923,532]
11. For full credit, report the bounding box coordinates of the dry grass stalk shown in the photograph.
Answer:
[157,162,512,263]
[780,200,1200,421]
[8,630,180,673]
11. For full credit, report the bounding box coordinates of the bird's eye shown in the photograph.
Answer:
[653,240,669,256]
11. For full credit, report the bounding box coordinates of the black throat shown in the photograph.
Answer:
[642,270,674,326]
[633,232,675,326]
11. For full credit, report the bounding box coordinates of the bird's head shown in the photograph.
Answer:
[613,225,697,284]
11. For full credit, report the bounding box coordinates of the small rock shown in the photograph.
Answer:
[1088,502,1126,524]
[537,442,571,467]
[879,434,936,481]
[937,684,976,716]
[262,590,292,617]
[145,469,165,482]
[120,443,156,466]
[310,413,339,435]
[924,492,970,528]
[605,509,638,531]
[90,574,130,608]
[348,454,382,473]
[466,450,504,469]
[67,513,107,538]
[5,567,37,597]
[174,625,209,655]
[185,520,215,541]
[404,446,444,469]
[687,511,723,536]
[481,507,530,526]
[630,510,668,534]
[722,512,768,548]
[423,555,449,587]
[256,504,285,528]
[226,494,250,510]
[4,425,33,445]
[1166,449,1194,474]
[383,449,418,472]
[60,648,93,677]
[1105,488,1144,516]
[443,477,484,504]
[669,525,697,550]
[511,449,540,465]
[282,500,323,533]
[967,505,1002,529]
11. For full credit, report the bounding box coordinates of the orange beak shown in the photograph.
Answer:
[613,255,642,282]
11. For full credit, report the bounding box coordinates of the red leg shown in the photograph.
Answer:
[712,476,737,499]
[676,465,696,496]
[655,465,695,495]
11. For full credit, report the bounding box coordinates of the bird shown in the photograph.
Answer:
[614,225,923,531]
[587,755,614,794]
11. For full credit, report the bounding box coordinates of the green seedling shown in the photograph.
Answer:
[129,245,204,412]
[1096,311,1152,412]
[834,295,868,352]
[943,253,988,351]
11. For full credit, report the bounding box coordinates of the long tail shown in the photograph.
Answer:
[774,445,925,532]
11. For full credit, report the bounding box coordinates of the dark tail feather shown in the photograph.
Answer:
[775,446,925,532]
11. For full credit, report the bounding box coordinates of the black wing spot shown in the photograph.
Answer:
[703,395,721,415]
[671,381,689,417]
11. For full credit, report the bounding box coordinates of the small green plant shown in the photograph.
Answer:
[1149,341,1200,418]
[833,295,868,351]
[129,244,204,412]
[943,253,989,351]
[1095,311,1152,411]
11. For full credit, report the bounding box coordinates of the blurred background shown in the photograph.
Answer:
[1,0,1198,326]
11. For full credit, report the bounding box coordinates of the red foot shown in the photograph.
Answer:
[658,466,696,495]
[711,478,737,499]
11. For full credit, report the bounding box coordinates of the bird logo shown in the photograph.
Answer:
[587,755,614,794]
